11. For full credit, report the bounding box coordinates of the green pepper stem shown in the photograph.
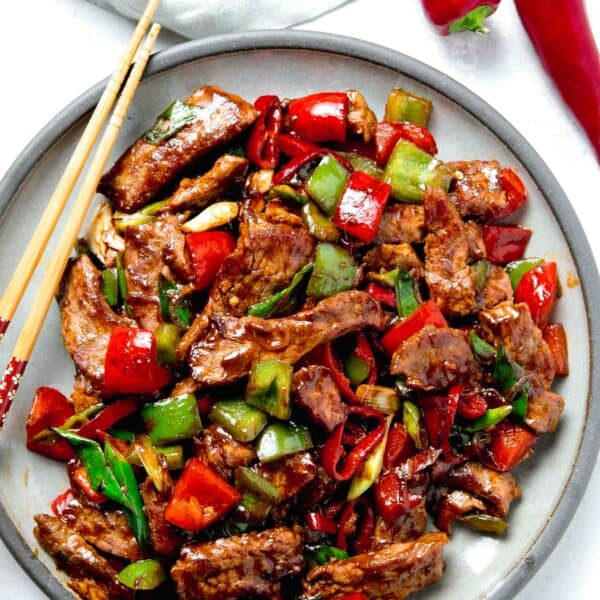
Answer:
[448,6,493,34]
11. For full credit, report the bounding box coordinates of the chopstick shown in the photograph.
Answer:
[0,22,162,428]
[0,0,160,342]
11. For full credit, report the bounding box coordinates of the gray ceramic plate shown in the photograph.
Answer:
[0,30,598,600]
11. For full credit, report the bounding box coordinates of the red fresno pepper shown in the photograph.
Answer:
[286,92,349,143]
[543,323,569,376]
[515,0,600,162]
[336,498,375,553]
[488,421,538,471]
[103,327,171,395]
[366,282,397,309]
[381,300,448,355]
[165,458,241,530]
[333,171,391,243]
[186,231,236,291]
[374,121,438,166]
[420,385,460,462]
[456,388,488,420]
[278,133,324,157]
[305,512,338,535]
[77,398,139,441]
[246,95,282,169]
[383,422,415,469]
[374,470,423,522]
[70,464,107,504]
[496,167,527,220]
[26,387,75,461]
[421,0,501,35]
[51,489,75,518]
[515,262,558,328]
[482,225,532,264]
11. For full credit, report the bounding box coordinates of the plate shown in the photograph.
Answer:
[0,30,599,600]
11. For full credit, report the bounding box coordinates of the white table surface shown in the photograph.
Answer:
[0,1,598,598]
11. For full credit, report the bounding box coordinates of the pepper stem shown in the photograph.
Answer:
[448,6,493,34]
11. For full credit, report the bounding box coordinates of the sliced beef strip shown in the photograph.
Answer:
[441,460,521,517]
[429,488,486,535]
[254,452,317,503]
[99,86,257,213]
[374,203,425,245]
[33,514,131,600]
[170,525,304,600]
[363,243,422,274]
[370,505,428,550]
[447,160,509,221]
[391,324,481,391]
[424,186,477,316]
[188,291,387,386]
[525,388,565,433]
[60,255,135,389]
[124,215,193,330]
[346,89,377,142]
[297,465,338,512]
[477,264,513,309]
[302,532,448,600]
[463,220,486,260]
[293,365,348,432]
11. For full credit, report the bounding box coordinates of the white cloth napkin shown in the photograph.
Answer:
[87,0,350,38]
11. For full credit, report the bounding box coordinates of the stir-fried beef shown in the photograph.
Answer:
[374,203,425,245]
[302,532,448,599]
[297,465,338,512]
[124,215,193,330]
[347,89,377,142]
[429,488,486,534]
[363,243,422,274]
[525,388,565,433]
[195,424,256,479]
[463,220,486,260]
[255,452,317,502]
[440,461,521,517]
[99,86,257,213]
[188,291,387,386]
[424,186,477,316]
[391,324,481,390]
[293,365,347,432]
[71,374,102,413]
[60,255,135,388]
[448,160,509,221]
[478,264,513,309]
[171,525,304,599]
[370,505,428,550]
[33,515,131,600]
[165,154,248,212]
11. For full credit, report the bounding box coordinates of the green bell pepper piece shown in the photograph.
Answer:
[465,405,513,432]
[384,88,433,127]
[101,268,119,307]
[383,140,452,202]
[340,152,384,179]
[493,346,529,419]
[236,492,272,524]
[306,154,349,216]
[127,438,184,472]
[141,394,202,446]
[469,331,496,362]
[395,268,419,317]
[155,323,181,365]
[305,544,349,569]
[256,422,313,463]
[459,514,508,535]
[403,400,428,450]
[245,359,293,420]
[209,399,269,442]
[306,243,357,300]
[505,257,544,290]
[267,184,309,205]
[118,559,167,591]
[234,467,281,503]
[301,201,341,242]
[343,354,370,387]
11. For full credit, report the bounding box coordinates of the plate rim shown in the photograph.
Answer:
[0,29,599,600]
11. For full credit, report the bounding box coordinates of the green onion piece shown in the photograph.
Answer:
[115,254,131,315]
[395,268,419,317]
[301,201,341,242]
[384,88,433,127]
[494,346,529,420]
[155,323,181,366]
[113,200,167,232]
[306,154,349,216]
[343,355,370,387]
[403,400,428,450]
[143,99,203,144]
[118,559,167,591]
[505,257,544,290]
[236,492,272,524]
[356,385,400,415]
[267,184,309,205]
[209,399,269,442]
[472,259,491,293]
[101,268,119,307]
[132,434,169,493]
[469,331,496,362]
[465,405,513,432]
[339,152,384,179]
[256,422,313,463]
[107,428,136,442]
[305,544,349,570]
[141,394,202,446]
[459,513,508,535]
[395,377,412,398]
[245,359,293,420]
[512,391,528,420]
[306,243,357,300]
[234,467,281,503]
[158,277,191,328]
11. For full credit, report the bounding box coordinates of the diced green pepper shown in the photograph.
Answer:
[267,184,309,205]
[101,268,119,307]
[465,405,513,432]
[118,559,167,591]
[301,202,341,242]
[340,152,384,179]
[356,385,400,415]
[155,323,181,365]
[306,154,349,216]
[236,492,272,524]
[306,243,357,300]
[395,268,419,317]
[141,394,202,446]
[305,544,349,569]
[469,331,496,362]
[245,360,293,420]
[493,346,529,419]
[384,88,433,127]
[459,514,508,535]
[256,422,313,463]
[505,257,544,290]
[209,399,269,442]
[368,268,399,289]
[127,439,184,471]
[343,355,370,387]
[472,259,491,293]
[383,140,452,202]
[234,467,281,503]
[403,400,428,450]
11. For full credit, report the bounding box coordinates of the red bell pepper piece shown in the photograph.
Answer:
[306,512,338,535]
[421,0,501,35]
[103,327,172,395]
[374,470,422,522]
[381,300,448,355]
[51,489,75,518]
[286,92,349,143]
[186,230,236,291]
[77,398,139,441]
[383,422,415,469]
[165,458,240,530]
[488,421,538,471]
[456,388,488,420]
[336,498,375,553]
[482,225,532,265]
[246,95,282,169]
[333,171,391,243]
[515,261,558,328]
[366,282,397,309]
[374,121,438,166]
[279,133,324,157]
[26,387,75,461]
[543,323,569,376]
[71,464,108,504]
[496,167,527,220]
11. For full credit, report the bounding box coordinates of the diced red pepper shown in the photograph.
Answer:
[336,498,374,553]
[515,261,558,328]
[374,121,438,166]
[456,388,488,420]
[383,422,415,469]
[51,489,75,518]
[103,327,171,395]
[165,458,240,530]
[186,231,236,291]
[543,323,569,376]
[496,167,527,220]
[374,470,422,522]
[488,421,538,471]
[26,387,75,461]
[71,464,107,504]
[366,282,397,309]
[78,398,138,441]
[333,171,391,243]
[286,92,348,143]
[380,300,448,355]
[279,133,325,157]
[306,512,338,535]
[246,95,282,169]
[482,225,532,264]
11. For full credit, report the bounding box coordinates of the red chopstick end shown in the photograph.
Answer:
[0,318,9,341]
[0,357,27,428]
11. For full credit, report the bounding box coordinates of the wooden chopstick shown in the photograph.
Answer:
[0,0,160,342]
[0,23,162,428]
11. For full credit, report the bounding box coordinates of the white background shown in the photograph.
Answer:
[0,1,598,598]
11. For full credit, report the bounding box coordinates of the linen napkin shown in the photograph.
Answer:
[87,0,350,39]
